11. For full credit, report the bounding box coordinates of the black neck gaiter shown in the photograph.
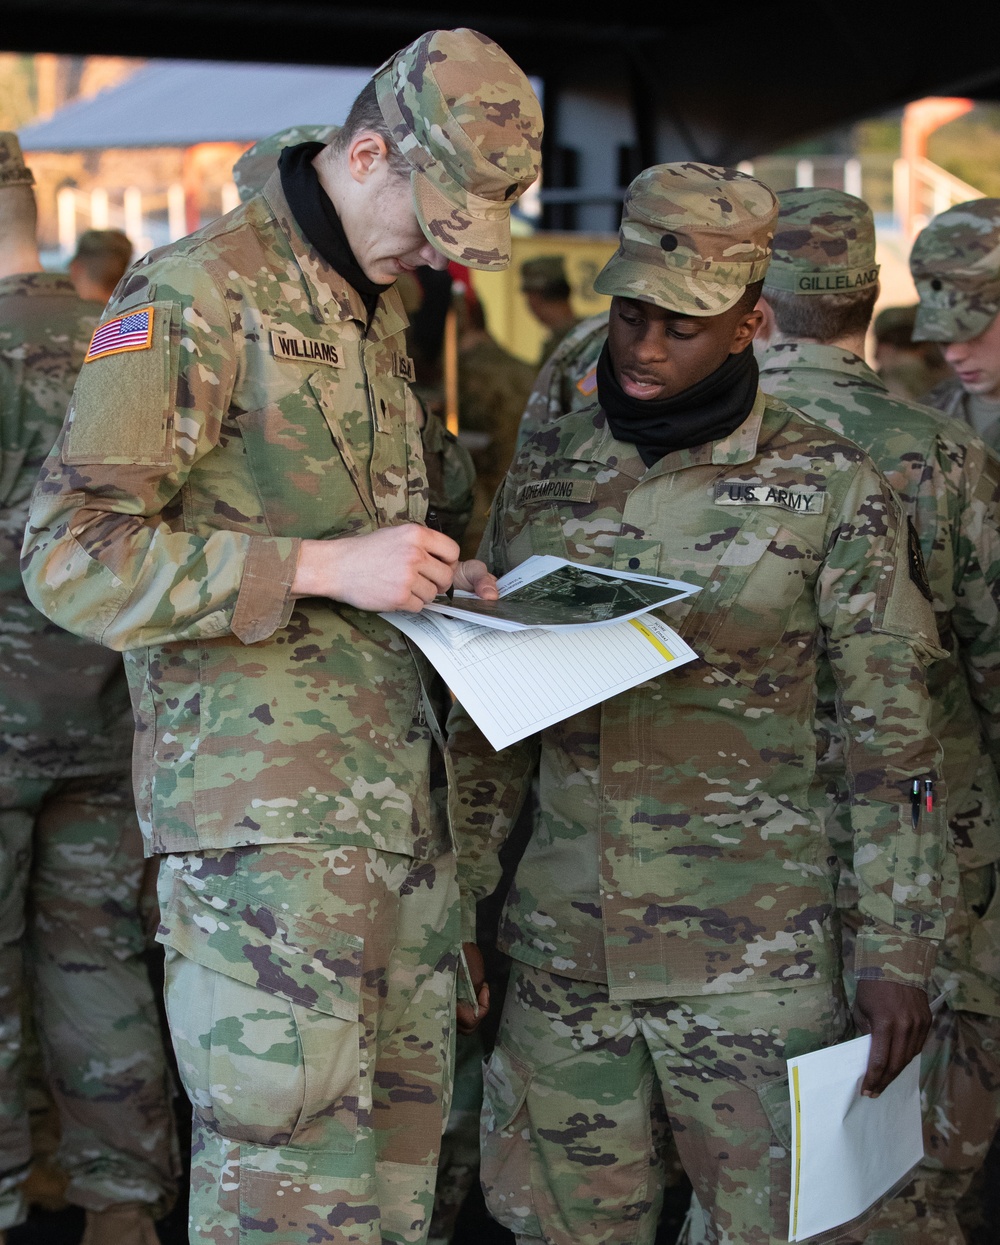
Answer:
[596,340,759,467]
[278,141,392,322]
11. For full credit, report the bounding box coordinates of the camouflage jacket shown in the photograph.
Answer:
[22,174,463,858]
[515,312,607,453]
[0,272,133,778]
[760,342,1000,1013]
[450,390,949,1000]
[924,376,1000,454]
[458,332,536,557]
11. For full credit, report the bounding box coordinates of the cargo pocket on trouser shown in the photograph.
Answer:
[480,1044,543,1239]
[159,871,364,1154]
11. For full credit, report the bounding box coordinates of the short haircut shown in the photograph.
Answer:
[333,79,411,177]
[765,284,879,342]
[71,229,133,287]
[1,184,38,240]
[735,279,765,317]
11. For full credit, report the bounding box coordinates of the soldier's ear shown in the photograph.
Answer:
[731,303,765,354]
[346,133,390,184]
[753,296,776,349]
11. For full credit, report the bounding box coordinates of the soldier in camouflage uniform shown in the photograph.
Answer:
[234,126,476,548]
[514,311,608,453]
[520,257,581,367]
[911,199,1000,454]
[753,186,1000,1245]
[21,32,542,1245]
[0,134,177,1245]
[456,298,536,558]
[449,163,952,1245]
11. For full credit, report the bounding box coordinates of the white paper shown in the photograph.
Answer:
[787,1035,922,1241]
[382,609,696,750]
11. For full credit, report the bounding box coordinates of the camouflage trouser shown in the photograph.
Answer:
[158,843,460,1245]
[481,963,849,1245]
[833,865,1000,1245]
[0,773,179,1230]
[428,1031,485,1245]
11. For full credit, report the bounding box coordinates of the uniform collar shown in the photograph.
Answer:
[759,341,886,392]
[558,388,772,478]
[0,272,81,299]
[260,170,408,342]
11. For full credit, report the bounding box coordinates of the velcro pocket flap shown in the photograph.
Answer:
[65,299,176,467]
[158,865,362,1022]
[481,1043,532,1132]
[756,1074,792,1150]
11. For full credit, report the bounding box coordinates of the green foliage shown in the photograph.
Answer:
[854,115,902,156]
[929,105,1000,197]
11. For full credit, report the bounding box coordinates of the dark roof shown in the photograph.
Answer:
[6,0,1000,162]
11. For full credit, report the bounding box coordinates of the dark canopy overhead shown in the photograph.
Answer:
[5,0,1000,163]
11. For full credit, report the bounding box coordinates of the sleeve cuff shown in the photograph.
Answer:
[853,921,938,992]
[231,537,300,644]
[459,890,478,946]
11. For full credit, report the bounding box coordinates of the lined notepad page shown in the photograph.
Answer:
[384,610,696,750]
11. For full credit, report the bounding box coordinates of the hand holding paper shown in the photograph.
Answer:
[853,979,932,1097]
[787,1034,923,1241]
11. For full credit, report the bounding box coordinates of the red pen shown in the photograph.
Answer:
[924,778,934,813]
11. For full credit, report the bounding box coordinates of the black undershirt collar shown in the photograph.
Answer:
[278,141,392,323]
[596,340,759,467]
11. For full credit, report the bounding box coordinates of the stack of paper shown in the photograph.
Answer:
[787,1035,923,1241]
[382,556,699,750]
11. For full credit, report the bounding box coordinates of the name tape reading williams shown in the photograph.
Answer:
[270,330,344,367]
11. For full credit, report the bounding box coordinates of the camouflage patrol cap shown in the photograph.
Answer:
[873,304,918,342]
[910,199,1000,342]
[0,133,34,189]
[764,187,880,296]
[520,255,570,296]
[232,124,340,203]
[374,28,542,271]
[594,163,777,315]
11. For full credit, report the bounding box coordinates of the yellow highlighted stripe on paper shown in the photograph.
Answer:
[791,1064,802,1240]
[629,617,676,660]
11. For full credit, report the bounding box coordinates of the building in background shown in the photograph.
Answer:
[16,59,378,261]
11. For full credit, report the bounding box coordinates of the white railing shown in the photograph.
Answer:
[738,154,982,237]
[51,181,240,260]
[738,156,881,202]
[893,156,984,238]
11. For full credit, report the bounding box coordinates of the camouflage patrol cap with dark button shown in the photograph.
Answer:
[764,187,880,295]
[594,162,777,315]
[910,198,1000,342]
[374,27,542,272]
[521,255,570,295]
[232,124,341,203]
[0,133,34,189]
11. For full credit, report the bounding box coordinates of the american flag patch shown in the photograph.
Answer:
[576,365,598,398]
[84,307,154,362]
